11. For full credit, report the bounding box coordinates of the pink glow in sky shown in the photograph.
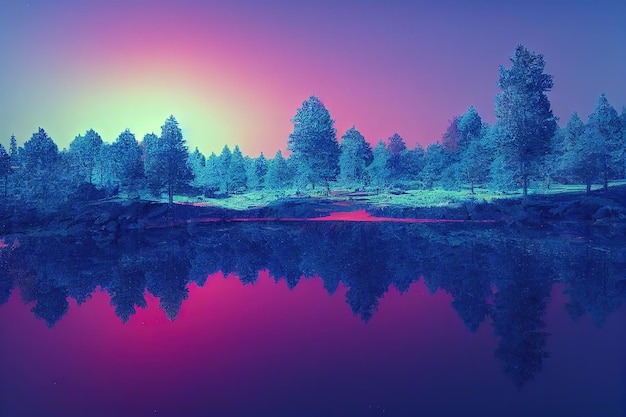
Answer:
[1,0,625,157]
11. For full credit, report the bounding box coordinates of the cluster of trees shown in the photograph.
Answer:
[2,45,625,210]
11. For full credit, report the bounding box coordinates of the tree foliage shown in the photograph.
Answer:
[339,126,372,187]
[144,116,192,203]
[494,45,557,197]
[287,96,340,192]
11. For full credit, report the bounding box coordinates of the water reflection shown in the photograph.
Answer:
[1,220,625,387]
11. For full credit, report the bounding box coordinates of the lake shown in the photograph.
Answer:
[1,219,625,417]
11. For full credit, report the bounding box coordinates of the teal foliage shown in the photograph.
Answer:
[287,96,340,191]
[339,126,372,187]
[494,45,558,196]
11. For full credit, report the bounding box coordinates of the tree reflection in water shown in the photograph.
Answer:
[0,220,624,387]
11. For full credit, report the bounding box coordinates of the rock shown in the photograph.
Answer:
[593,205,625,220]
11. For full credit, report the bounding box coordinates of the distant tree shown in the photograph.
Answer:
[584,94,622,191]
[188,147,209,192]
[228,145,248,193]
[287,96,340,193]
[494,45,558,197]
[266,149,289,190]
[0,144,10,197]
[420,143,447,188]
[457,126,490,194]
[559,112,591,189]
[456,109,489,193]
[9,134,18,164]
[93,142,115,188]
[441,116,461,153]
[144,116,192,204]
[111,129,143,196]
[367,140,391,189]
[400,145,425,181]
[68,129,103,184]
[204,152,221,194]
[386,133,408,181]
[621,107,626,177]
[217,145,232,194]
[248,152,268,190]
[19,128,59,205]
[338,126,372,188]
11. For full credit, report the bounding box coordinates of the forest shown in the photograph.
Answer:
[1,45,625,213]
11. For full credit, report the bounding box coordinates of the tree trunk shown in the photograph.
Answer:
[470,180,475,195]
[522,176,528,198]
[586,180,592,194]
[603,169,608,192]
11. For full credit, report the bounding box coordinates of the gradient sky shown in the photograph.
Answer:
[1,0,625,157]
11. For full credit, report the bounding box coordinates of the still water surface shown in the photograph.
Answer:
[1,220,625,417]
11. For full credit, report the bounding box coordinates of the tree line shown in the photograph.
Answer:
[1,45,625,211]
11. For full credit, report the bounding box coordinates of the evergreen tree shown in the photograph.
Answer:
[494,45,557,197]
[386,133,407,181]
[9,134,18,164]
[19,128,59,206]
[584,94,622,190]
[441,116,460,153]
[457,124,490,193]
[68,129,103,184]
[0,144,10,197]
[420,143,447,188]
[287,96,340,193]
[367,140,391,189]
[218,145,232,194]
[248,152,268,190]
[456,109,489,192]
[266,149,289,190]
[559,112,587,186]
[338,126,372,188]
[144,116,192,203]
[111,129,143,196]
[621,107,626,177]
[188,147,209,192]
[402,145,425,180]
[228,145,248,193]
[204,152,221,195]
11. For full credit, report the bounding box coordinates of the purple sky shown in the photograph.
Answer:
[0,0,624,156]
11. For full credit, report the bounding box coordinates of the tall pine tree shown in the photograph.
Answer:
[494,45,557,197]
[287,96,340,193]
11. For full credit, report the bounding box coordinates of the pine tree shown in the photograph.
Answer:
[367,140,391,189]
[420,143,447,189]
[68,129,103,185]
[621,107,626,178]
[287,96,340,193]
[0,144,11,197]
[19,128,59,205]
[266,149,289,190]
[9,134,18,164]
[111,129,143,196]
[249,152,268,190]
[188,147,209,192]
[386,133,407,181]
[559,113,588,187]
[144,116,192,204]
[218,145,232,194]
[228,145,248,193]
[338,126,372,188]
[456,109,489,193]
[494,45,557,197]
[584,94,622,190]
